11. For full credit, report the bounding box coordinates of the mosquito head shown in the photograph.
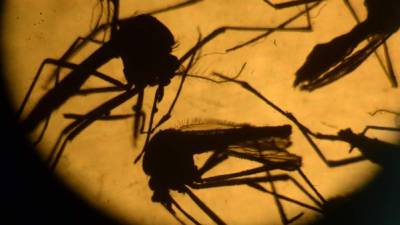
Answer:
[143,129,200,202]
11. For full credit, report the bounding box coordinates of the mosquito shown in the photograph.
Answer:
[294,0,400,91]
[142,119,326,225]
[18,0,328,170]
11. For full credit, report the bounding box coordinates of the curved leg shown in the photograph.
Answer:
[213,75,366,167]
[19,58,126,147]
[197,161,324,212]
[183,186,227,225]
[264,0,321,9]
[188,171,323,224]
[43,36,107,87]
[48,89,138,171]
[18,58,125,119]
[226,1,321,52]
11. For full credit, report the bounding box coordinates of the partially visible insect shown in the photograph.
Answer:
[143,120,326,225]
[294,0,400,91]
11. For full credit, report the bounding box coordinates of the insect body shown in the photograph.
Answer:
[142,121,326,224]
[143,123,298,202]
[294,0,400,91]
[20,14,178,132]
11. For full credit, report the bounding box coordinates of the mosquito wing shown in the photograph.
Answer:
[226,137,301,171]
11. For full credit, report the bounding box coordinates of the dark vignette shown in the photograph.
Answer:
[0,2,399,225]
[0,2,127,225]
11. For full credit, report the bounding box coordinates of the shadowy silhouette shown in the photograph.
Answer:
[142,120,326,225]
[18,0,329,171]
[295,0,400,91]
[191,71,400,224]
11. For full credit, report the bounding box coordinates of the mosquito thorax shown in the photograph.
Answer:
[114,14,175,53]
[111,14,178,87]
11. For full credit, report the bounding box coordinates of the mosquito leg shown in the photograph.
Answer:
[19,58,125,146]
[44,59,125,87]
[48,89,138,170]
[46,0,117,86]
[145,0,203,15]
[263,0,322,9]
[382,42,397,87]
[45,36,107,86]
[191,173,322,213]
[169,196,202,225]
[197,150,229,177]
[199,164,324,209]
[133,89,145,140]
[201,166,269,182]
[247,182,322,213]
[343,0,398,87]
[183,186,227,225]
[360,125,400,136]
[31,114,52,147]
[161,201,187,225]
[18,58,125,119]
[265,170,290,225]
[297,169,326,204]
[226,1,322,52]
[214,74,366,167]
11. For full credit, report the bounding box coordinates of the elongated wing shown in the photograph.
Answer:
[226,136,301,171]
[177,118,251,131]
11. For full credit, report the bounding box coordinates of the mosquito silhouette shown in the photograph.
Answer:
[18,0,328,170]
[143,120,326,225]
[294,0,400,91]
